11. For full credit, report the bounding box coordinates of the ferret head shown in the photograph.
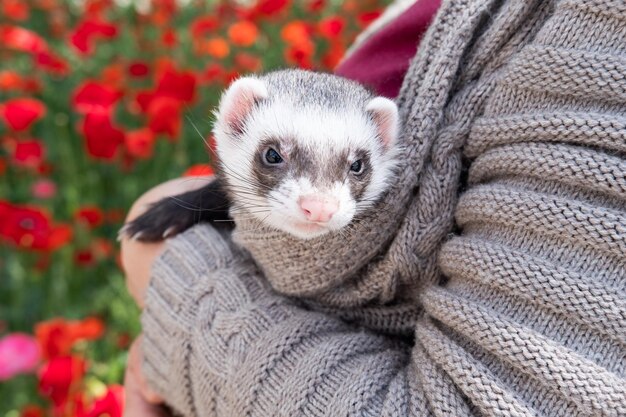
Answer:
[213,70,399,240]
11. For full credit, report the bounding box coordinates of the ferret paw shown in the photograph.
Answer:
[118,199,198,242]
[118,221,183,242]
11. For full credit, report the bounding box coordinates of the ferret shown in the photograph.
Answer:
[123,69,399,242]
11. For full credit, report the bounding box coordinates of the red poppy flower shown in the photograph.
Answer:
[183,164,214,177]
[38,355,86,409]
[149,0,177,25]
[20,404,44,417]
[81,111,125,160]
[35,51,69,76]
[74,206,104,228]
[128,61,149,78]
[154,57,177,78]
[84,0,112,17]
[201,37,230,59]
[0,25,48,54]
[22,78,42,93]
[134,67,197,140]
[125,128,156,159]
[134,91,154,113]
[200,63,225,85]
[70,19,118,54]
[102,63,125,88]
[318,16,345,39]
[0,71,23,91]
[35,317,105,360]
[36,161,53,175]
[191,15,219,37]
[2,0,29,21]
[223,70,240,85]
[161,28,177,47]
[243,0,290,19]
[74,238,113,267]
[235,53,263,73]
[137,67,197,114]
[281,20,315,68]
[358,10,383,27]
[0,201,72,252]
[147,97,182,139]
[85,385,124,417]
[11,139,45,168]
[306,0,325,12]
[257,0,290,15]
[228,21,259,47]
[74,249,95,266]
[73,81,122,114]
[0,98,46,131]
[322,41,346,70]
[285,43,314,69]
[154,68,196,104]
[92,238,113,258]
[281,21,312,45]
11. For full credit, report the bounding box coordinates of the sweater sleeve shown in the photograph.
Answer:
[142,0,626,415]
[142,224,417,416]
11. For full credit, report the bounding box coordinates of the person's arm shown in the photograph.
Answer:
[139,223,417,416]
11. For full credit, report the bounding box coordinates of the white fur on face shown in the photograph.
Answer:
[214,87,399,239]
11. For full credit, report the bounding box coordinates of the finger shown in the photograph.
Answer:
[124,363,170,417]
[128,336,164,404]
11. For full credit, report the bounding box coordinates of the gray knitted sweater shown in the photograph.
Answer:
[141,0,626,415]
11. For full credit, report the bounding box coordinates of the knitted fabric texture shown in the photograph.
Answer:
[142,0,626,415]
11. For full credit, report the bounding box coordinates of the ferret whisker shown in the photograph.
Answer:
[229,192,282,207]
[228,207,272,214]
[245,213,272,234]
[219,178,278,198]
[177,177,216,186]
[219,164,277,193]
[229,205,270,211]
[233,218,264,233]
[232,212,272,218]
[227,187,280,202]
[238,208,272,215]
[167,197,228,212]
[185,113,217,158]
[229,170,277,193]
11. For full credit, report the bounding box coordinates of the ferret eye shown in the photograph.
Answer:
[350,160,363,174]
[265,148,283,164]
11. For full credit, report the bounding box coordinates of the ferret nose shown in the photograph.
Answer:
[298,195,339,223]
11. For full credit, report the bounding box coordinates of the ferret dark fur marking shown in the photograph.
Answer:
[123,69,399,242]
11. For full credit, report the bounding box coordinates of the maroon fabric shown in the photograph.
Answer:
[335,0,441,99]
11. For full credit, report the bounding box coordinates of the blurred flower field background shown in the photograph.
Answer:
[0,0,390,415]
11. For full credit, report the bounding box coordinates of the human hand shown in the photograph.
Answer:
[123,335,168,417]
[120,176,212,308]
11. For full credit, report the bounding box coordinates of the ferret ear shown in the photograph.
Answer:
[218,77,268,134]
[366,97,399,150]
